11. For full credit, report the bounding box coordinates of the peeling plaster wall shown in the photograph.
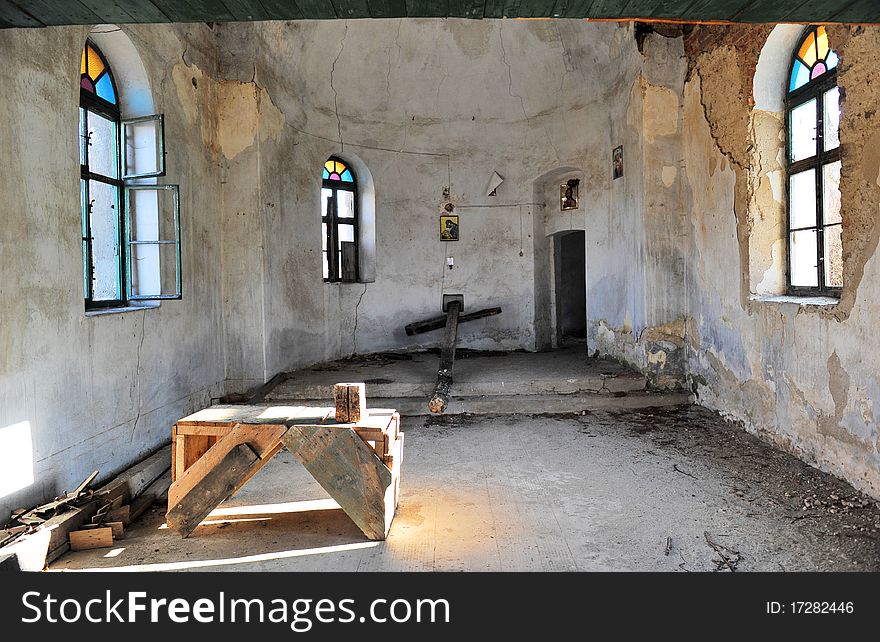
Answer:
[0,25,225,522]
[215,19,661,389]
[683,24,880,498]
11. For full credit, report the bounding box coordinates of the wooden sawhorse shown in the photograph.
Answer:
[166,405,403,540]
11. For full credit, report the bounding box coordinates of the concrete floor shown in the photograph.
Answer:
[51,406,880,572]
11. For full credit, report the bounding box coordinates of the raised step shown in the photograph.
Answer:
[277,391,693,417]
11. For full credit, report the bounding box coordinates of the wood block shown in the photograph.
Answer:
[96,444,172,505]
[282,425,394,540]
[108,505,131,525]
[166,443,261,538]
[70,528,113,551]
[334,383,367,423]
[106,522,124,540]
[0,552,21,572]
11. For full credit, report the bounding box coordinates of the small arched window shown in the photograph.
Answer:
[80,37,181,311]
[322,157,359,282]
[786,26,842,295]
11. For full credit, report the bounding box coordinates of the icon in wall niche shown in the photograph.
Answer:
[440,214,459,241]
[560,178,579,211]
[613,145,624,180]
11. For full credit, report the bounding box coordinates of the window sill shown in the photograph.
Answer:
[85,302,159,317]
[749,294,839,307]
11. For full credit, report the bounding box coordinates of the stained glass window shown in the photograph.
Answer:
[322,157,359,282]
[81,42,118,105]
[786,27,842,295]
[323,159,354,183]
[789,26,839,93]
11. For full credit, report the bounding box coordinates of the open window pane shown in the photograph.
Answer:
[122,114,165,179]
[823,224,843,288]
[88,111,118,179]
[823,161,842,225]
[789,169,817,229]
[88,180,121,301]
[790,229,819,287]
[824,87,841,152]
[337,189,355,218]
[125,185,181,299]
[790,99,817,163]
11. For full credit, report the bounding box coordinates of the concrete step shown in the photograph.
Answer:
[272,391,693,417]
[266,372,648,401]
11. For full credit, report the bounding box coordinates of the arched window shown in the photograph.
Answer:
[80,37,181,311]
[786,26,842,295]
[322,157,359,282]
[80,41,124,306]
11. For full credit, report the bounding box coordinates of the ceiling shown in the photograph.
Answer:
[1,1,878,29]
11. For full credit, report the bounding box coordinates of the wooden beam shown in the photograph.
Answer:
[70,527,114,551]
[167,423,285,508]
[404,306,501,336]
[428,300,460,414]
[166,443,261,537]
[282,425,395,540]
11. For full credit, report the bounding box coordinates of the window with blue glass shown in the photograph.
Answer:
[80,41,181,309]
[786,26,842,295]
[322,157,359,282]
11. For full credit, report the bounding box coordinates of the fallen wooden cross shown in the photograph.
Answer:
[404,303,503,414]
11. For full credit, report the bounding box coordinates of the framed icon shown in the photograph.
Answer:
[560,178,579,211]
[440,214,459,241]
[613,145,624,180]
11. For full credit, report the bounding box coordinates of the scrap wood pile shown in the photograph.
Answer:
[0,445,172,569]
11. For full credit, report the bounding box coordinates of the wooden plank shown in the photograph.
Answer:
[583,0,630,19]
[0,3,44,28]
[483,0,522,18]
[448,0,485,19]
[70,528,113,551]
[166,444,261,537]
[219,0,271,21]
[296,0,339,18]
[734,0,796,22]
[176,404,334,427]
[405,306,501,336]
[648,0,702,19]
[76,0,136,22]
[831,0,880,23]
[429,300,461,414]
[554,0,595,18]
[106,521,125,539]
[366,0,407,17]
[282,425,395,540]
[130,469,173,521]
[107,505,131,525]
[260,0,305,19]
[174,430,186,481]
[227,441,285,499]
[678,0,752,21]
[333,0,372,18]
[11,1,101,25]
[405,0,448,17]
[167,423,286,508]
[516,0,556,17]
[95,444,172,505]
[114,0,172,22]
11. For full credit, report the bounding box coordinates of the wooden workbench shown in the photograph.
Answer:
[166,405,403,540]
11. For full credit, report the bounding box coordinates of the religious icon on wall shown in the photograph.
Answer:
[560,179,579,211]
[613,145,624,180]
[440,214,459,241]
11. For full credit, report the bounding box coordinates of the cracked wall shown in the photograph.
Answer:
[683,24,880,498]
[0,24,226,522]
[215,19,663,390]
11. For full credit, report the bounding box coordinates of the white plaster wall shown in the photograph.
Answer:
[0,24,226,522]
[215,19,651,389]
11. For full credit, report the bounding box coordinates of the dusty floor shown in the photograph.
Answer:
[51,406,880,572]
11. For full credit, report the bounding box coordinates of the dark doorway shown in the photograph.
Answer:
[554,231,586,345]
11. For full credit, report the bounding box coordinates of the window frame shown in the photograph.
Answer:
[80,41,125,310]
[784,26,842,297]
[322,156,360,283]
